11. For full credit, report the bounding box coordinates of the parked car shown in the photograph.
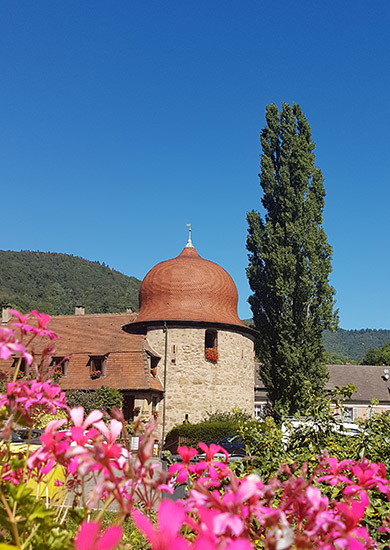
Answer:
[16,428,44,446]
[213,434,246,456]
[195,434,246,463]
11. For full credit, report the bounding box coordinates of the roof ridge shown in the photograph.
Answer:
[48,312,137,319]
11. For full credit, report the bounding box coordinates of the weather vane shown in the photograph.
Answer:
[186,223,193,247]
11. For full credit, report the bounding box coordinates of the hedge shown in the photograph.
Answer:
[165,420,239,453]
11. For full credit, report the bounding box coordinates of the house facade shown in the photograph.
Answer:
[0,310,163,422]
[254,363,390,420]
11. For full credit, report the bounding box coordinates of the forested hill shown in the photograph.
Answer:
[244,318,390,363]
[323,328,390,362]
[0,250,141,315]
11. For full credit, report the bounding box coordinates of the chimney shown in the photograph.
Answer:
[75,306,85,316]
[2,307,11,324]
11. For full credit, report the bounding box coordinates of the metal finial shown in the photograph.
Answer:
[185,223,194,248]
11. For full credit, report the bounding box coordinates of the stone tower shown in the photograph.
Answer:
[123,238,255,439]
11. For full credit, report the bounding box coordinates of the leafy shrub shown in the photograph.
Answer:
[165,420,239,452]
[202,407,252,423]
[34,409,68,429]
[66,385,123,417]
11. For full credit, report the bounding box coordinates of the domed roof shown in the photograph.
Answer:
[127,244,246,329]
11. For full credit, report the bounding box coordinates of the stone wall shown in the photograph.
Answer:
[146,326,254,434]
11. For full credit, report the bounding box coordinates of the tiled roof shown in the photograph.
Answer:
[326,364,390,404]
[255,364,390,405]
[1,313,163,392]
[129,246,246,329]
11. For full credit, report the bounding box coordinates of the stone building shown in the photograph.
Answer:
[0,237,255,442]
[123,236,256,439]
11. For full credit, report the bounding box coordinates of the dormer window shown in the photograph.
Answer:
[90,355,107,379]
[12,358,28,378]
[51,357,69,377]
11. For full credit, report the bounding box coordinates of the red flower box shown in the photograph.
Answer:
[205,347,218,363]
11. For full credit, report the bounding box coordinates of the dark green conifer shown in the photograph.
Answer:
[247,103,338,418]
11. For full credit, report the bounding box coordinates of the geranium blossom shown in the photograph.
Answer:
[169,445,198,483]
[133,499,190,550]
[74,521,122,550]
[11,309,59,340]
[0,327,33,364]
[0,379,68,426]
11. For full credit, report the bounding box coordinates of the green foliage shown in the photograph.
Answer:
[323,328,390,362]
[0,484,74,550]
[324,350,353,364]
[33,410,68,429]
[236,384,362,480]
[360,341,390,365]
[0,250,140,315]
[165,420,240,451]
[247,103,337,419]
[235,417,285,479]
[202,408,252,423]
[66,386,123,417]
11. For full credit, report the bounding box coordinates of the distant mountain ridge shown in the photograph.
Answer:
[243,319,390,362]
[322,328,390,362]
[0,250,141,315]
[2,251,390,362]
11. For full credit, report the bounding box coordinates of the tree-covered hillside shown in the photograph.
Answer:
[323,328,390,362]
[0,250,141,315]
[244,319,390,363]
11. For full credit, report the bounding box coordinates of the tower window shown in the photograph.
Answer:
[205,330,218,362]
[205,330,217,350]
[147,353,160,377]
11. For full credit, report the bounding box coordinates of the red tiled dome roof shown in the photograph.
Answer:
[132,246,245,327]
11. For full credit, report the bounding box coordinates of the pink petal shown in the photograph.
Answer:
[158,500,186,538]
[96,526,123,550]
[70,407,85,427]
[109,419,123,440]
[177,468,189,484]
[193,535,217,550]
[84,409,104,427]
[170,536,191,550]
[132,509,155,541]
[226,539,254,550]
[74,521,100,550]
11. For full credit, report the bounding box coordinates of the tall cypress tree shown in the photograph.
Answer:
[247,103,338,419]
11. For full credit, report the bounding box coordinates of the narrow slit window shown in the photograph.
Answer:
[205,330,217,350]
[205,330,218,363]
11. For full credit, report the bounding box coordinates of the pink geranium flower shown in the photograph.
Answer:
[11,308,59,340]
[74,520,122,550]
[194,443,229,484]
[344,460,390,496]
[169,445,198,484]
[0,327,33,364]
[317,457,353,486]
[132,499,190,550]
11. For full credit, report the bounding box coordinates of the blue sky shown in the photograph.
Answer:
[1,1,390,329]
